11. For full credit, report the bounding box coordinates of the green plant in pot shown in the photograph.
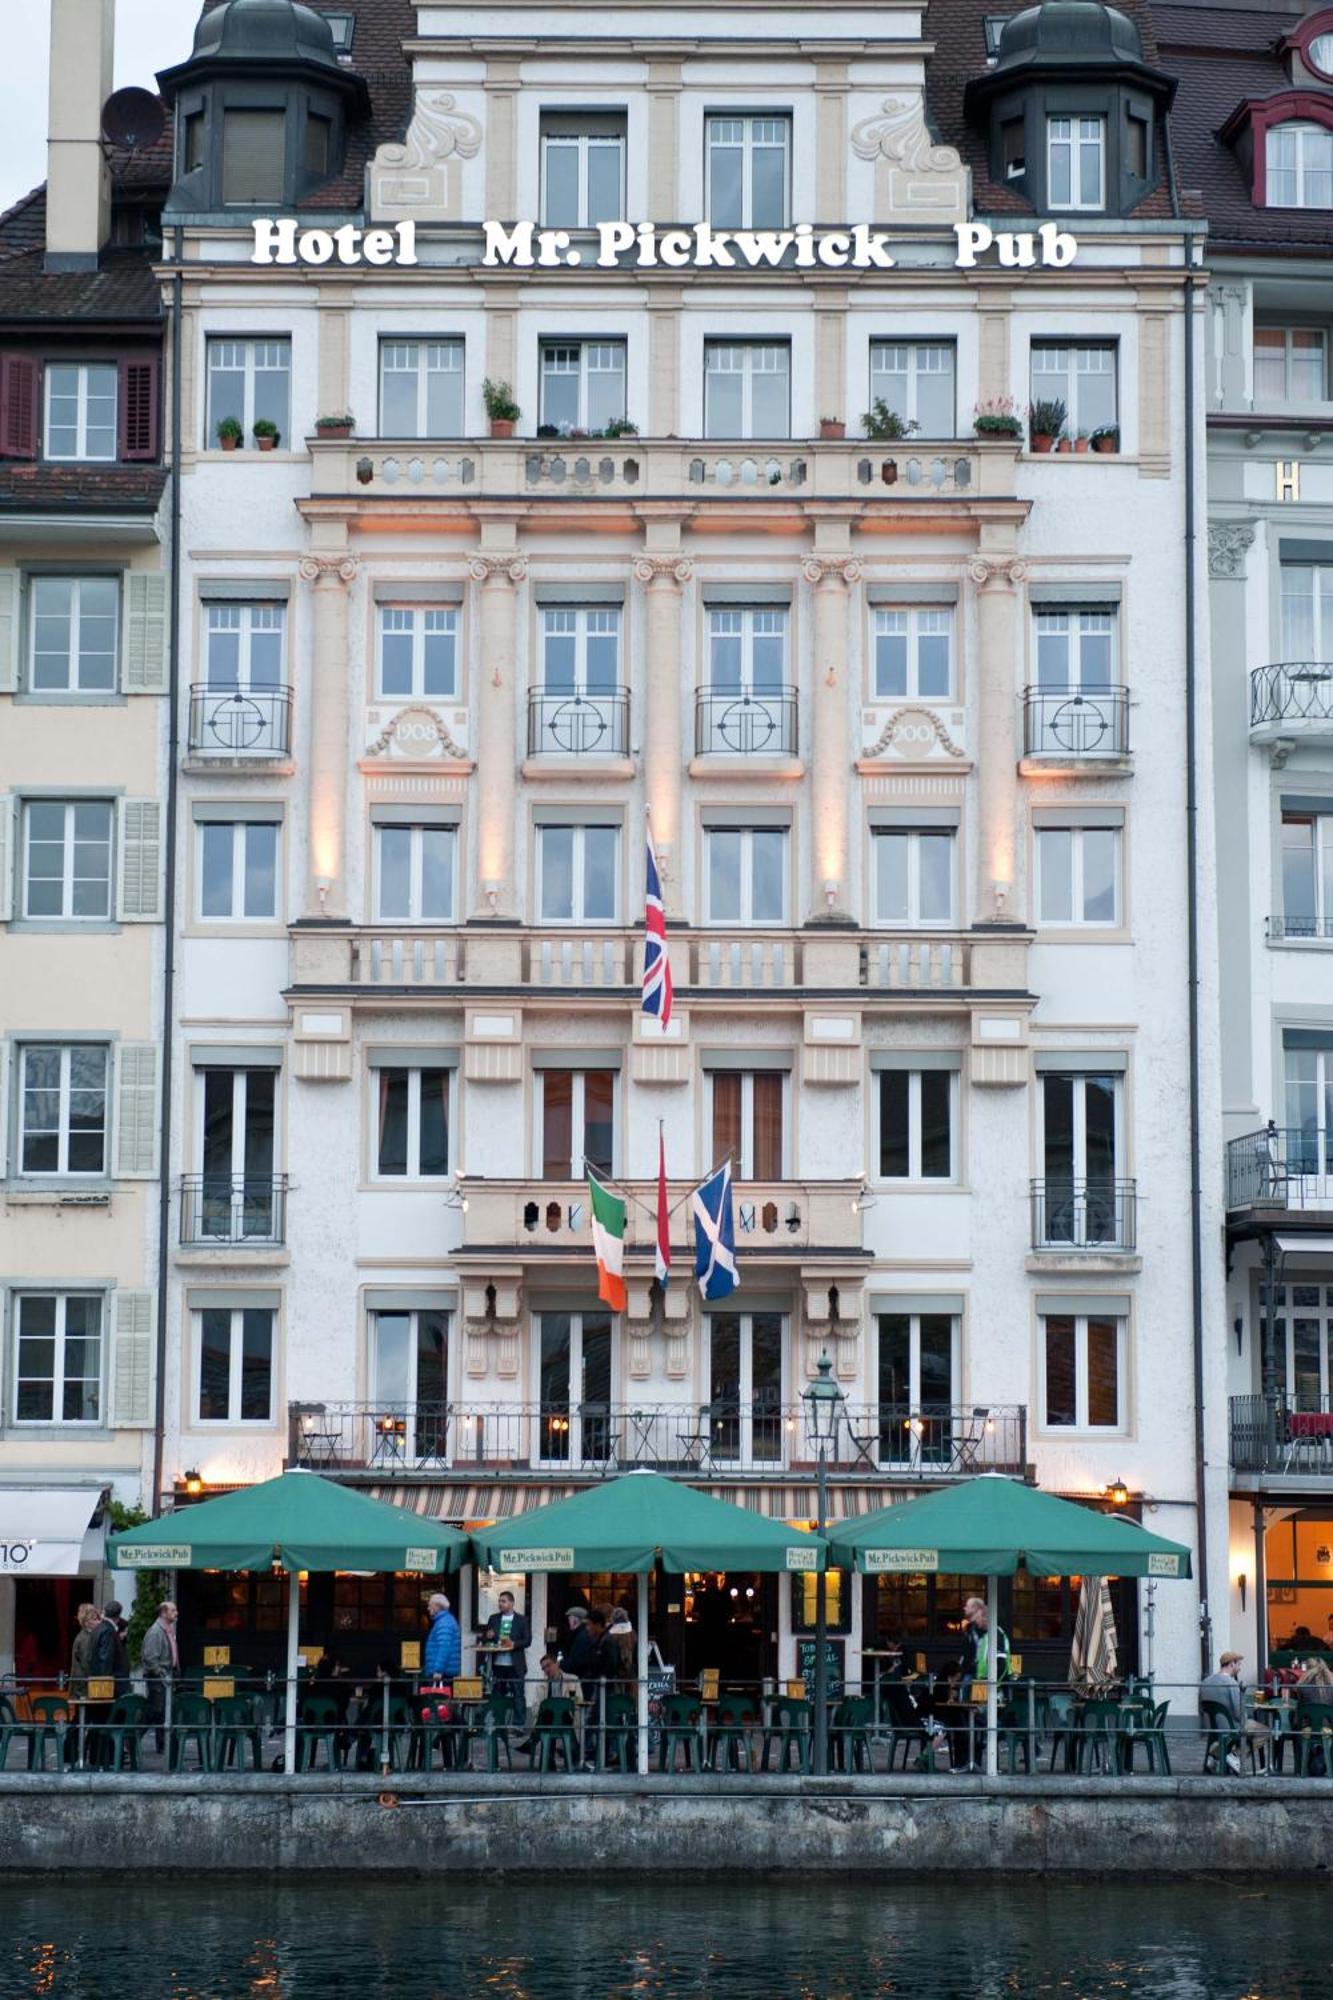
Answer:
[972,397,1023,439]
[1027,398,1066,452]
[315,412,355,439]
[483,377,520,437]
[216,415,243,450]
[1091,425,1120,454]
[252,417,281,451]
[819,415,845,440]
[602,416,639,438]
[861,397,919,442]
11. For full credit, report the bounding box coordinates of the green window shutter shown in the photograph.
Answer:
[0,792,11,922]
[115,1043,160,1178]
[0,570,17,693]
[117,799,164,921]
[111,1289,156,1429]
[123,572,168,693]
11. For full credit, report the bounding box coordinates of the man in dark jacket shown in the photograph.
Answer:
[89,1601,130,1694]
[482,1591,531,1729]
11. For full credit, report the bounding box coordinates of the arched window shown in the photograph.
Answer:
[1266,120,1333,206]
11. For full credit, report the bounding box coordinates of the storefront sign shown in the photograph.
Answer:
[863,1548,940,1573]
[1147,1552,1182,1577]
[116,1543,192,1567]
[785,1546,821,1571]
[403,1546,441,1571]
[499,1546,575,1570]
[0,1541,35,1572]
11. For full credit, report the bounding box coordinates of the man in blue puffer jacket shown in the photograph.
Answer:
[423,1592,462,1677]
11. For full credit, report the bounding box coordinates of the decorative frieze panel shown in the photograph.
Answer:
[369,90,483,220]
[850,96,970,224]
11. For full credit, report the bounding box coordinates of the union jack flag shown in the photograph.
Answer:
[642,832,673,1029]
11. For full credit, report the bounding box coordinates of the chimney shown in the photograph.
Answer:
[45,0,115,270]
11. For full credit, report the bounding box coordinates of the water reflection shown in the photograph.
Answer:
[0,1879,1313,1999]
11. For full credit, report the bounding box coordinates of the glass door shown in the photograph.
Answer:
[197,1067,277,1240]
[1040,1072,1120,1246]
[705,1311,784,1467]
[1286,1046,1333,1200]
[875,1312,957,1469]
[538,1310,614,1467]
[372,1309,452,1464]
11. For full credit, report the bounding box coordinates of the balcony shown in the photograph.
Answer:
[179,1174,288,1247]
[694,686,798,759]
[289,1398,1027,1481]
[1230,1393,1333,1480]
[461,1178,865,1262]
[188,684,292,760]
[1249,663,1333,745]
[1267,915,1333,945]
[1021,685,1129,769]
[526,687,629,759]
[1227,1125,1333,1213]
[1029,1178,1137,1252]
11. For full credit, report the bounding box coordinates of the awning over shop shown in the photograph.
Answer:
[0,1486,108,1577]
[368,1481,916,1527]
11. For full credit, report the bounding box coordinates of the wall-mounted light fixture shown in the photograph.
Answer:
[315,875,331,913]
[1238,1571,1247,1612]
[1106,1476,1130,1509]
[1235,1315,1244,1357]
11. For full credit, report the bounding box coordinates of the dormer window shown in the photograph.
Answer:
[1266,122,1333,208]
[222,110,286,205]
[1312,32,1333,77]
[1047,116,1105,209]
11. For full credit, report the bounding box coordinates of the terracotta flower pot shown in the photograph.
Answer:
[819,419,845,440]
[489,417,515,438]
[1030,433,1054,454]
[1055,437,1073,454]
[1074,437,1090,453]
[256,436,276,452]
[316,423,353,440]
[1092,435,1117,455]
[219,435,240,451]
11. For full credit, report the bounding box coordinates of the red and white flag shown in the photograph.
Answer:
[655,1126,671,1288]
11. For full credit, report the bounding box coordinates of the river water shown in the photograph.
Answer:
[0,1877,1321,1998]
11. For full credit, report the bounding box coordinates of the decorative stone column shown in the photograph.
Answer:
[634,555,692,909]
[299,553,358,919]
[468,554,526,918]
[968,556,1026,924]
[802,556,860,923]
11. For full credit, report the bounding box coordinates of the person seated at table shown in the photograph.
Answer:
[538,1652,582,1702]
[1201,1651,1271,1774]
[1294,1658,1333,1775]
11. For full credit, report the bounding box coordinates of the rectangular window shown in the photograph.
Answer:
[877,1069,955,1180]
[28,576,119,693]
[372,1309,451,1462]
[876,1311,957,1465]
[539,340,627,435]
[705,826,788,925]
[22,800,113,920]
[701,607,791,754]
[704,342,790,439]
[1042,1313,1123,1429]
[536,822,618,923]
[13,1293,103,1425]
[868,342,956,437]
[1280,563,1333,659]
[1035,824,1120,926]
[222,109,286,206]
[1284,1045,1333,1178]
[373,822,456,923]
[193,1065,279,1242]
[377,605,458,699]
[197,1306,275,1424]
[705,1310,784,1466]
[533,605,623,754]
[710,1069,785,1180]
[198,602,287,755]
[374,1067,452,1179]
[18,1043,109,1177]
[873,607,952,700]
[43,363,117,462]
[205,338,291,444]
[539,1067,615,1179]
[197,820,279,922]
[1047,116,1105,210]
[1254,327,1328,404]
[1030,342,1117,437]
[1266,122,1333,209]
[378,340,464,438]
[538,1309,614,1466]
[1279,812,1333,939]
[1039,1070,1123,1248]
[183,110,205,174]
[706,115,790,228]
[320,10,355,54]
[872,829,956,927]
[541,115,626,228]
[1035,608,1115,691]
[304,113,331,180]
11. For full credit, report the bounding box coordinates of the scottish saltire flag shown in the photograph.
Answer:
[641,833,673,1030]
[692,1160,738,1302]
[655,1127,671,1288]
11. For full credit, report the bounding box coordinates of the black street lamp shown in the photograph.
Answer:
[802,1351,845,1776]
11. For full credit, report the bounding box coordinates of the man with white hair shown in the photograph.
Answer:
[423,1591,461,1678]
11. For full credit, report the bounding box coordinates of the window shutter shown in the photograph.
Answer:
[119,357,159,461]
[115,1042,160,1178]
[117,798,164,920]
[111,1288,157,1429]
[123,572,168,693]
[0,793,12,922]
[0,569,17,693]
[0,354,38,459]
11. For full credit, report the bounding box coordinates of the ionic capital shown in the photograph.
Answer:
[801,555,862,588]
[634,555,693,587]
[968,557,1028,589]
[299,554,359,585]
[469,554,528,586]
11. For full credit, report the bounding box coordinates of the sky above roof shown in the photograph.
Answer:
[0,0,196,216]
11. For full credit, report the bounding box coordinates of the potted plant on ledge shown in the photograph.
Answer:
[861,398,919,442]
[603,417,640,439]
[1027,398,1066,453]
[253,418,281,452]
[483,378,520,438]
[1091,425,1120,455]
[819,415,845,440]
[216,415,243,451]
[315,413,355,440]
[972,397,1024,440]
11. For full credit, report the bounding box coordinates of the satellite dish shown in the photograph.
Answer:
[101,87,165,153]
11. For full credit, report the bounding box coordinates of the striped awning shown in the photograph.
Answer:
[366,1480,912,1528]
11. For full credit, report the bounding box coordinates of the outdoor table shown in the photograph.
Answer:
[619,1410,659,1466]
[1252,1695,1296,1770]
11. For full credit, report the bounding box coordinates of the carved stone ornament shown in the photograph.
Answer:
[865,704,967,761]
[468,555,529,587]
[364,703,468,762]
[850,96,970,223]
[967,557,1028,589]
[1208,522,1256,579]
[369,90,483,221]
[625,1321,653,1381]
[299,554,359,586]
[633,556,694,586]
[801,556,863,587]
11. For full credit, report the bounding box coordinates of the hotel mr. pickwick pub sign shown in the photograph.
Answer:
[250,217,1079,270]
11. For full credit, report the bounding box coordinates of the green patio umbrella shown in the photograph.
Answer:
[110,1470,467,1769]
[827,1475,1192,1776]
[474,1471,826,1772]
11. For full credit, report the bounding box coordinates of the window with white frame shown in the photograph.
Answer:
[205,602,285,692]
[702,606,791,754]
[197,819,279,922]
[868,342,956,437]
[1280,563,1333,659]
[43,364,117,462]
[872,827,956,926]
[1262,1279,1333,1411]
[1035,822,1120,925]
[706,115,790,228]
[374,1067,452,1178]
[541,114,626,228]
[536,822,618,924]
[705,1309,784,1466]
[873,607,952,700]
[193,1066,279,1242]
[704,825,787,925]
[1029,342,1117,436]
[1038,1069,1124,1248]
[539,1066,615,1178]
[541,605,620,695]
[1046,116,1105,210]
[371,1309,452,1460]
[22,800,113,920]
[1281,810,1333,939]
[710,1068,785,1179]
[205,338,291,443]
[1041,1309,1124,1429]
[377,604,458,699]
[876,1310,958,1464]
[196,1305,274,1424]
[539,340,626,434]
[537,1309,614,1466]
[13,1292,103,1424]
[1266,121,1333,208]
[703,343,790,439]
[18,1043,108,1176]
[877,1066,956,1180]
[1035,607,1115,691]
[1284,1039,1333,1176]
[1254,326,1328,404]
[28,576,119,693]
[373,821,457,922]
[378,340,464,437]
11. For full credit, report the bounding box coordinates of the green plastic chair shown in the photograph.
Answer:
[999,1682,1041,1774]
[1046,1691,1079,1773]
[1075,1698,1125,1775]
[830,1695,876,1774]
[99,1695,148,1772]
[1199,1698,1244,1775]
[531,1696,581,1772]
[761,1696,812,1773]
[213,1694,262,1771]
[298,1696,343,1772]
[1294,1697,1333,1777]
[27,1695,71,1772]
[169,1693,215,1772]
[658,1693,705,1773]
[601,1692,637,1771]
[1122,1699,1172,1775]
[0,1695,28,1772]
[474,1694,515,1772]
[709,1696,759,1773]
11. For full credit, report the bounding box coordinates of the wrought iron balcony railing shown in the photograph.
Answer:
[1230,1392,1333,1475]
[179,1174,288,1247]
[1029,1178,1137,1251]
[694,686,798,757]
[1022,685,1129,759]
[1250,662,1333,734]
[526,687,629,758]
[1267,914,1333,943]
[188,684,292,758]
[1226,1125,1333,1211]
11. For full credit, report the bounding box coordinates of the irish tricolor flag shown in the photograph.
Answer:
[587,1172,627,1312]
